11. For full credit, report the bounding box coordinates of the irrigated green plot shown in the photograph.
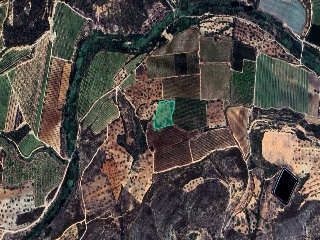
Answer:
[0,74,11,130]
[173,98,206,131]
[254,53,309,113]
[91,99,119,133]
[18,133,45,157]
[78,51,128,118]
[231,60,256,106]
[52,2,87,60]
[154,100,175,130]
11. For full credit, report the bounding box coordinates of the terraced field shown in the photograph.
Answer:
[254,54,309,113]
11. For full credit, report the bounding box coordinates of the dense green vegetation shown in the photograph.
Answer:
[0,74,11,130]
[34,41,52,136]
[77,51,127,118]
[154,100,175,130]
[255,54,308,113]
[0,47,32,74]
[302,45,320,75]
[18,134,45,157]
[52,2,87,60]
[231,60,256,106]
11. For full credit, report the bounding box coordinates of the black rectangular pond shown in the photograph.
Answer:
[272,168,298,205]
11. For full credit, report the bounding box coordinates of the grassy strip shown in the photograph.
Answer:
[34,41,52,136]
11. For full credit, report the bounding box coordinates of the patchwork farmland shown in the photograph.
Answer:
[254,53,309,113]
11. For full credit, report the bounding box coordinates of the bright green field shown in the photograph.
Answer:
[231,60,256,106]
[0,74,11,130]
[254,54,308,113]
[18,133,45,157]
[154,100,175,130]
[78,51,128,118]
[52,2,87,60]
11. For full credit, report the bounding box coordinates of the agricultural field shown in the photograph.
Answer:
[10,35,50,131]
[18,133,45,157]
[0,47,33,74]
[190,128,237,162]
[312,0,320,25]
[206,99,226,128]
[163,75,200,99]
[200,36,232,63]
[78,51,128,118]
[254,53,309,113]
[258,0,306,35]
[173,98,206,131]
[2,2,320,239]
[153,100,175,130]
[226,107,250,157]
[34,41,52,135]
[147,52,199,78]
[39,57,70,153]
[0,74,11,130]
[90,99,119,134]
[231,60,255,106]
[52,2,87,60]
[200,63,231,100]
[302,45,320,75]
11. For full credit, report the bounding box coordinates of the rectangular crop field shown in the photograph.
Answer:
[231,60,256,106]
[254,54,309,113]
[163,75,200,99]
[52,2,87,60]
[200,63,231,100]
[173,98,206,131]
[258,0,306,35]
[200,36,232,63]
[147,52,199,79]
